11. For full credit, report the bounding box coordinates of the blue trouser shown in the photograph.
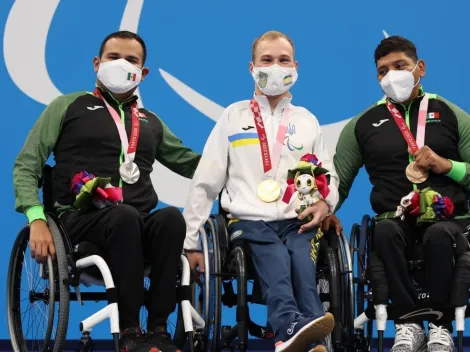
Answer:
[228,219,325,337]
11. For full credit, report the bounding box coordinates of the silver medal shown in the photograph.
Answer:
[119,161,140,184]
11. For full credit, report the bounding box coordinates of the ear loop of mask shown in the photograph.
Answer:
[410,61,421,89]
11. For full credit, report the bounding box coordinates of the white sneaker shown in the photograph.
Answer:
[427,323,454,352]
[391,323,427,352]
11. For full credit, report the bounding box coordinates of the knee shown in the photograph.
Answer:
[423,223,452,248]
[107,205,143,241]
[373,220,402,251]
[158,207,186,240]
[109,204,141,224]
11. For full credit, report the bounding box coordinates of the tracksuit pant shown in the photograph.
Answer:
[228,219,325,336]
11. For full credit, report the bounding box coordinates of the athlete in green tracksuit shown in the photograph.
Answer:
[329,36,470,352]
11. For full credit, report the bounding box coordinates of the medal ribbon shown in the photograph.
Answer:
[250,98,291,178]
[385,93,429,154]
[94,88,141,164]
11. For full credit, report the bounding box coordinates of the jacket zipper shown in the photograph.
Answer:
[273,109,282,221]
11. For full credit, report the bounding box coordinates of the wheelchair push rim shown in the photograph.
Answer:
[193,220,222,352]
[7,227,59,351]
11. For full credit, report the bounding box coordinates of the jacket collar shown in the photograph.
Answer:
[252,93,292,114]
[388,85,426,106]
[96,86,139,108]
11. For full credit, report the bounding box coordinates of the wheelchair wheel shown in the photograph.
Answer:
[7,216,70,352]
[193,220,222,352]
[349,217,372,351]
[318,247,336,352]
[336,231,355,349]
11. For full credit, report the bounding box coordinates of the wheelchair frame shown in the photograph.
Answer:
[350,214,470,352]
[7,165,205,352]
[195,208,356,352]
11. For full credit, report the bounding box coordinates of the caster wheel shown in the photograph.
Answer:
[78,335,94,352]
[193,332,204,352]
[221,325,233,349]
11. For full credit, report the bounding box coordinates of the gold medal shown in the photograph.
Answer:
[257,179,281,203]
[406,161,428,184]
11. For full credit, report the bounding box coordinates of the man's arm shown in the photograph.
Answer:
[155,116,201,178]
[14,95,69,223]
[439,97,470,190]
[310,113,339,212]
[333,115,364,213]
[183,109,230,251]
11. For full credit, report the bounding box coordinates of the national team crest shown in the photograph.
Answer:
[258,71,268,88]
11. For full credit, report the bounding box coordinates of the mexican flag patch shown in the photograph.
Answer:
[427,112,440,119]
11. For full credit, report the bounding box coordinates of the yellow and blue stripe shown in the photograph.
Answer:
[228,132,259,147]
[283,75,293,85]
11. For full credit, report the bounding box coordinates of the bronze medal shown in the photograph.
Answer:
[405,161,428,184]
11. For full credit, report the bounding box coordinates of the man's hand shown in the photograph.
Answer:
[321,214,343,236]
[185,250,205,273]
[410,146,452,174]
[298,200,330,234]
[29,220,56,263]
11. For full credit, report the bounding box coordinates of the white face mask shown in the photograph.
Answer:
[380,63,420,102]
[251,64,298,96]
[97,58,142,94]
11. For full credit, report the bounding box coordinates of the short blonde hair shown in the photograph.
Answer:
[251,30,295,62]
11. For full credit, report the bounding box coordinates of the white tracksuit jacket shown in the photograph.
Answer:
[183,94,339,250]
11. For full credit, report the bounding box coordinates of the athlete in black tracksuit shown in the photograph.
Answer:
[14,31,201,351]
[332,36,470,351]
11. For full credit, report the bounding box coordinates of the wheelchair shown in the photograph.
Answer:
[190,202,356,352]
[6,165,207,352]
[350,214,470,352]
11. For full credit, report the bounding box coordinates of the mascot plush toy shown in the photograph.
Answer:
[283,154,331,222]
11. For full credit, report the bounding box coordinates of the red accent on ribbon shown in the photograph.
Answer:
[95,187,108,200]
[282,178,296,203]
[93,88,141,155]
[316,174,330,199]
[409,192,421,216]
[250,99,271,173]
[105,187,123,202]
[385,100,419,154]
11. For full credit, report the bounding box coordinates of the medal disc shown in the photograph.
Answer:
[405,162,428,184]
[257,179,281,203]
[119,161,140,184]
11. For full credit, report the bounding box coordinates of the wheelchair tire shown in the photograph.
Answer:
[336,231,355,349]
[195,220,222,352]
[323,246,341,352]
[350,219,372,352]
[7,216,70,352]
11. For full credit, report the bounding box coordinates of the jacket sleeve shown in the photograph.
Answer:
[333,115,364,213]
[438,97,470,190]
[155,116,201,179]
[310,113,339,213]
[182,110,230,250]
[13,95,68,223]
